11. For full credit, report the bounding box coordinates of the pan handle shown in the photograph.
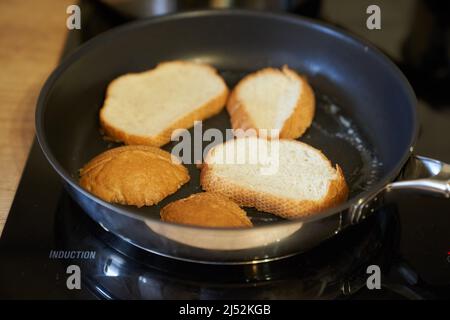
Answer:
[348,155,449,225]
[387,155,450,197]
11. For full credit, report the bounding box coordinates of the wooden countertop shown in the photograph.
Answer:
[0,0,72,235]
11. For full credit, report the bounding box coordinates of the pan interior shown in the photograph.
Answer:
[57,69,382,225]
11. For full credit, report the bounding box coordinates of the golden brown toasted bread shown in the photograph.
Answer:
[160,192,253,228]
[79,145,189,207]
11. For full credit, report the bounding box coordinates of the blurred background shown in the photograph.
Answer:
[0,0,449,233]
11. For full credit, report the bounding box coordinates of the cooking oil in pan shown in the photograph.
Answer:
[301,93,383,197]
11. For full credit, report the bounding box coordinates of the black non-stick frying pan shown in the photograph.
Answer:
[36,10,450,264]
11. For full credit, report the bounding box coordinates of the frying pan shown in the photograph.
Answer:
[35,10,450,264]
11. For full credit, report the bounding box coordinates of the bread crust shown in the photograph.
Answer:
[79,145,190,207]
[200,139,348,219]
[226,66,315,140]
[279,68,316,138]
[99,61,229,147]
[161,192,253,228]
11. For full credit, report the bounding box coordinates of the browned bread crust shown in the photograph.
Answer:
[79,145,189,207]
[160,192,252,228]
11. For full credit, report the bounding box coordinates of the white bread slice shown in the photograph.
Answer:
[100,61,228,146]
[227,66,315,139]
[200,137,348,219]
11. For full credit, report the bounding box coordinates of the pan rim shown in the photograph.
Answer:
[35,9,418,232]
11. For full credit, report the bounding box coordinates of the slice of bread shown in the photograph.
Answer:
[200,137,348,219]
[79,145,189,207]
[161,192,252,228]
[100,61,228,146]
[227,66,315,139]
